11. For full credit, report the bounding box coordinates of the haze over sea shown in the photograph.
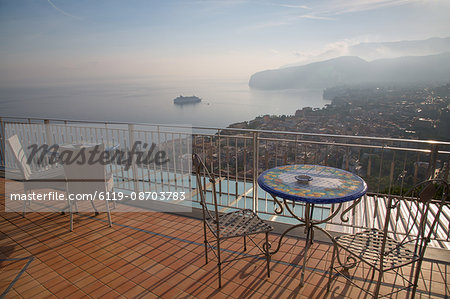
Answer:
[0,78,325,128]
[2,1,448,128]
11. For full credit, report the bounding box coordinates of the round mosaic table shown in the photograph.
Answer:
[258,164,367,204]
[257,164,367,287]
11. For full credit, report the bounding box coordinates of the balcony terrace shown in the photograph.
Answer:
[1,117,449,298]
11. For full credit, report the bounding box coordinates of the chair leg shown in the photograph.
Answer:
[90,200,99,216]
[327,245,337,292]
[373,270,383,298]
[22,189,29,217]
[203,222,208,264]
[410,258,424,298]
[368,265,376,291]
[217,238,222,288]
[243,235,247,251]
[265,232,270,278]
[69,200,74,232]
[22,201,26,218]
[105,200,112,227]
[61,191,68,215]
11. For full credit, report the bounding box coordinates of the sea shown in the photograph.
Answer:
[0,77,329,128]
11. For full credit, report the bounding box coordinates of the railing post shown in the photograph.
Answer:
[44,119,53,146]
[0,117,5,169]
[104,122,115,181]
[427,144,438,179]
[252,131,259,213]
[128,124,139,193]
[217,129,222,198]
[63,120,68,144]
[442,161,449,182]
[157,125,163,190]
[413,153,420,186]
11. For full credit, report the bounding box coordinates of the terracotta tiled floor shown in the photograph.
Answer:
[1,180,449,298]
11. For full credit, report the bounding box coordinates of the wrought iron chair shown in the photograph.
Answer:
[193,153,273,288]
[328,179,449,298]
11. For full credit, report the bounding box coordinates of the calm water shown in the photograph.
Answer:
[0,78,328,127]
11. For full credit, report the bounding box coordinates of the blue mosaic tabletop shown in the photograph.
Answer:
[258,165,367,204]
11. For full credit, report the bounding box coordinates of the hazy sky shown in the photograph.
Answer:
[1,0,449,87]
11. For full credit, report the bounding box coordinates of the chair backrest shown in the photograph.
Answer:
[193,153,220,223]
[6,134,32,180]
[382,179,449,259]
[60,144,108,196]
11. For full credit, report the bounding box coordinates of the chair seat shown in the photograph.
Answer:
[335,228,419,270]
[25,166,66,191]
[28,166,65,180]
[26,167,113,192]
[207,209,273,239]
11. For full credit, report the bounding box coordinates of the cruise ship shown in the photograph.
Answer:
[173,95,201,105]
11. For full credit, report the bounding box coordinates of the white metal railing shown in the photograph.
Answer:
[1,116,449,247]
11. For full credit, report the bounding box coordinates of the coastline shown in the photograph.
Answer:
[227,83,450,141]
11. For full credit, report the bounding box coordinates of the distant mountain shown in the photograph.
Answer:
[349,37,450,60]
[283,36,450,68]
[249,52,450,90]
